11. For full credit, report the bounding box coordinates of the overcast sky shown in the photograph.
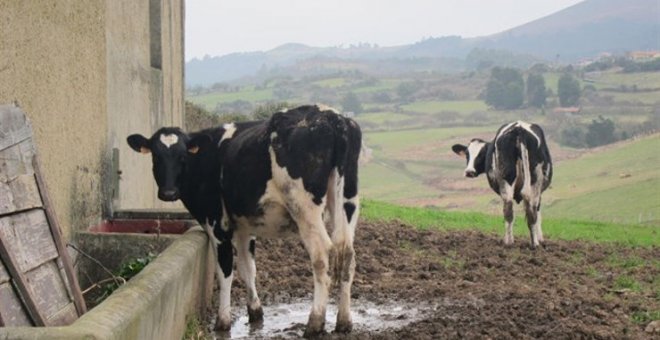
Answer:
[185,0,584,61]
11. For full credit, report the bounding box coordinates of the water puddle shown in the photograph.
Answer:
[212,299,430,339]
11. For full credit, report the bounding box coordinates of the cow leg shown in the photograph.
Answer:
[215,234,234,331]
[295,212,333,337]
[234,232,263,323]
[535,202,544,244]
[524,199,540,249]
[327,171,358,333]
[333,198,357,333]
[503,200,515,245]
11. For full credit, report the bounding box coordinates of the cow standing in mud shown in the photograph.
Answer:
[451,121,552,249]
[127,105,362,336]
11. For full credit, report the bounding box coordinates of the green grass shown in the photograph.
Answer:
[361,200,660,247]
[188,87,274,107]
[353,79,400,93]
[631,310,660,325]
[545,134,660,225]
[402,100,488,114]
[365,125,494,156]
[589,70,660,90]
[613,275,642,292]
[355,112,413,125]
[312,77,347,88]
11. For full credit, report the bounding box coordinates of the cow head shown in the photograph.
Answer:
[451,139,487,178]
[127,127,212,201]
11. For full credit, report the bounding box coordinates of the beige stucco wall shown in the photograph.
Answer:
[0,1,109,240]
[0,0,186,239]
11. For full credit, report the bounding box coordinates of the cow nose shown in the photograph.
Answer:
[158,189,180,201]
[465,171,477,178]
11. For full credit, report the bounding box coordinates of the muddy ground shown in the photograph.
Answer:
[207,220,659,339]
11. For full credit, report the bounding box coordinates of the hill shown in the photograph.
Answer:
[186,0,659,86]
[480,0,659,60]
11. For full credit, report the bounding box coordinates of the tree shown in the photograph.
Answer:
[252,102,290,120]
[484,67,524,110]
[341,92,363,114]
[557,73,581,107]
[586,115,616,147]
[560,126,585,148]
[526,73,546,108]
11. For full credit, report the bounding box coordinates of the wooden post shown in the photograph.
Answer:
[32,156,87,315]
[0,238,46,326]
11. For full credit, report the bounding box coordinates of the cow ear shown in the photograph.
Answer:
[127,134,151,154]
[187,134,212,154]
[452,144,467,156]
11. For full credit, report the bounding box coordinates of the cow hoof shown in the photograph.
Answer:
[303,328,325,338]
[303,314,325,338]
[335,320,353,333]
[214,317,231,332]
[248,305,264,323]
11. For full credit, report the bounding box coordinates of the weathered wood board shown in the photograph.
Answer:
[0,104,86,326]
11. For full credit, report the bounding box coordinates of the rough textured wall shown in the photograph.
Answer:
[160,0,185,129]
[0,1,108,240]
[108,0,185,211]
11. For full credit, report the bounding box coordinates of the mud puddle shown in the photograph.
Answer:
[213,299,431,339]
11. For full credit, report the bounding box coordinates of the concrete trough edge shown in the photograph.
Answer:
[0,227,214,340]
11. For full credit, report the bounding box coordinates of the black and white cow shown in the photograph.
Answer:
[451,121,552,249]
[127,105,361,336]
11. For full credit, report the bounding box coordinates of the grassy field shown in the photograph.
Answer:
[401,100,488,114]
[359,130,660,226]
[361,200,659,247]
[544,134,660,225]
[189,87,274,108]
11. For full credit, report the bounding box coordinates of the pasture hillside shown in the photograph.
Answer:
[362,131,660,226]
[186,67,660,226]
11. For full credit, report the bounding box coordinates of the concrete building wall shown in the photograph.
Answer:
[0,1,109,240]
[0,0,186,239]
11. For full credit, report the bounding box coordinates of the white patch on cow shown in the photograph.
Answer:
[279,107,289,113]
[270,132,278,141]
[504,219,514,245]
[218,123,237,146]
[315,103,339,114]
[516,121,541,148]
[494,122,517,143]
[159,134,178,148]
[465,140,486,175]
[268,145,333,323]
[535,211,544,243]
[234,232,261,312]
[217,269,233,329]
[519,142,533,199]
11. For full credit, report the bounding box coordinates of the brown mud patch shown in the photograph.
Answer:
[207,220,659,339]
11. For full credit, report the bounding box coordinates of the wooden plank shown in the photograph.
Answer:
[0,282,32,326]
[0,211,59,273]
[0,236,47,326]
[0,174,43,216]
[0,139,36,183]
[46,302,78,326]
[0,105,33,153]
[24,261,72,320]
[0,260,9,284]
[33,156,87,315]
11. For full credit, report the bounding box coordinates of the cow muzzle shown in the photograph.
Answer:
[464,170,477,178]
[158,189,180,201]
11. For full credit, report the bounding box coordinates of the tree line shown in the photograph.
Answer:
[484,66,581,110]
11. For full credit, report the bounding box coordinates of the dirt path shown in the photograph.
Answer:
[210,220,658,339]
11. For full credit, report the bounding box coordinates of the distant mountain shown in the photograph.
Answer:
[479,0,659,60]
[186,0,659,86]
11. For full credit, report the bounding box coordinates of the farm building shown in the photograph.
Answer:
[0,0,185,240]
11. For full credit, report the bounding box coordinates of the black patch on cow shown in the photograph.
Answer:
[218,241,233,278]
[344,203,356,223]
[249,239,256,258]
